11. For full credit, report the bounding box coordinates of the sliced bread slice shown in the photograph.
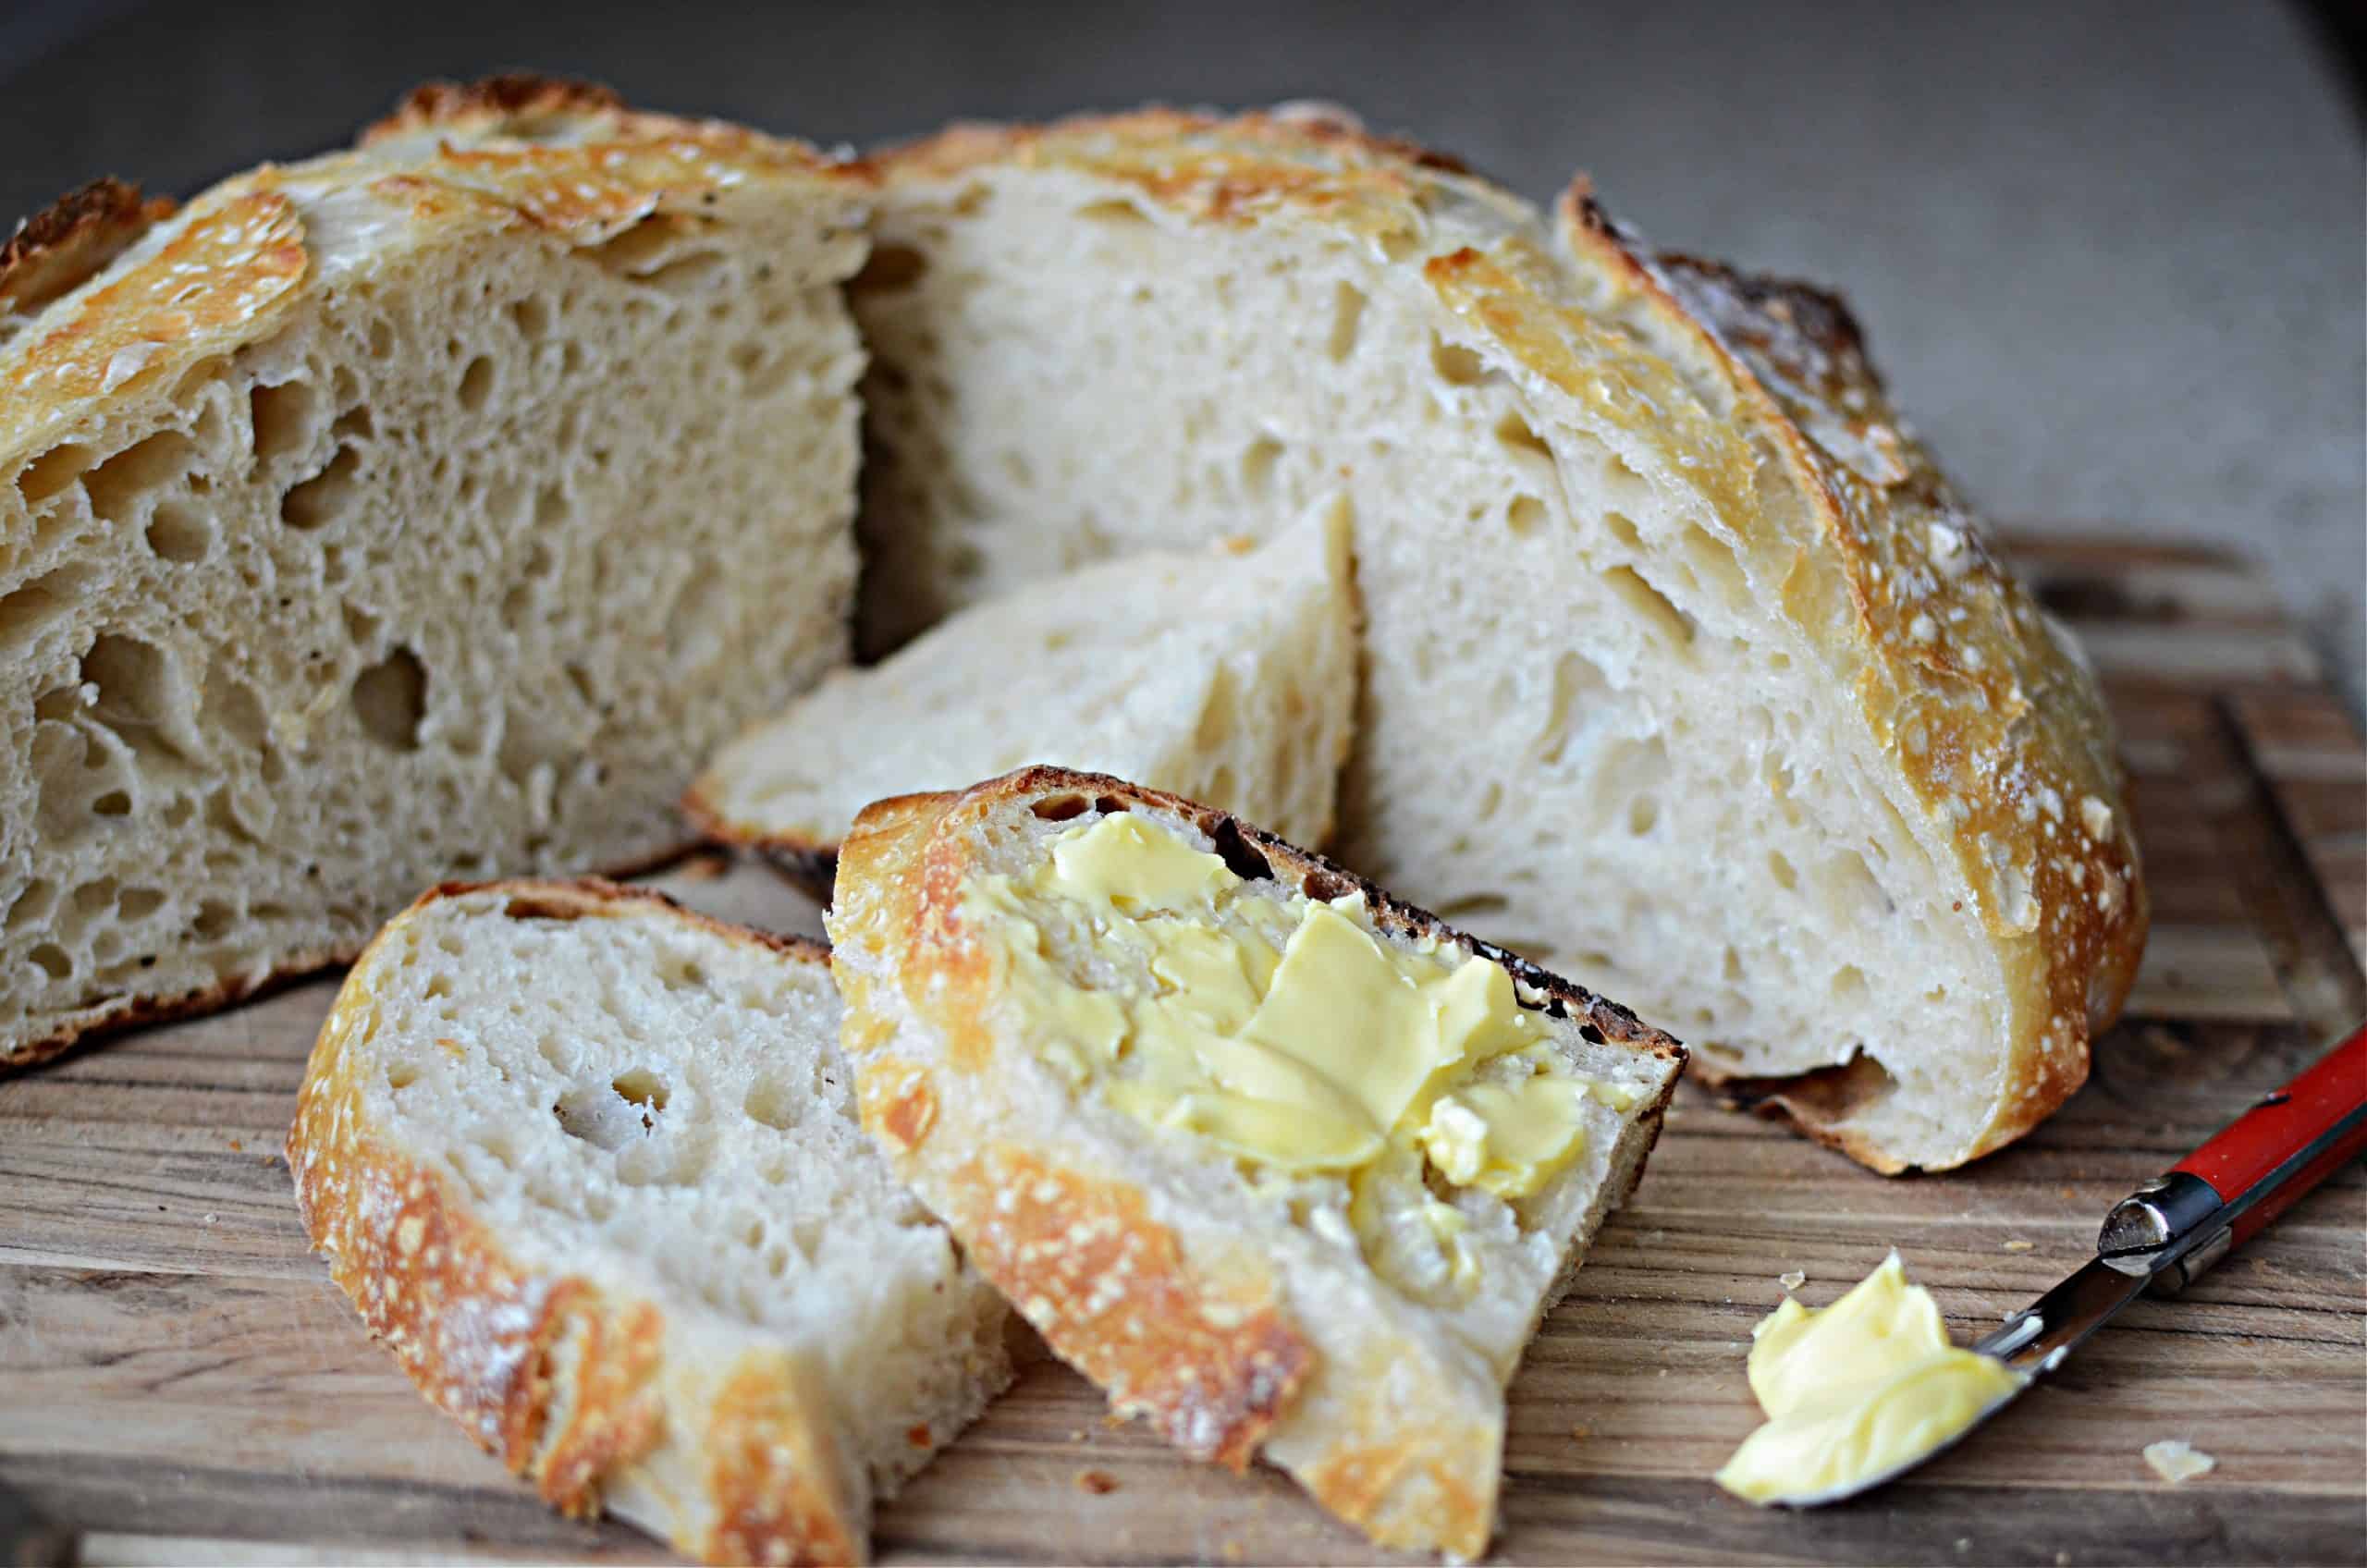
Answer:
[0,77,866,1070]
[826,767,1685,1559]
[686,500,1358,871]
[288,878,1012,1565]
[850,109,2146,1172]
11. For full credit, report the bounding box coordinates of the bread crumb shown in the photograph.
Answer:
[2142,1439,2215,1483]
[1076,1469,1120,1494]
[1779,1269,1806,1291]
[1569,1423,1591,1440]
[228,1138,243,1152]
[905,1423,932,1448]
[2003,1240,2035,1253]
[1069,1428,1087,1442]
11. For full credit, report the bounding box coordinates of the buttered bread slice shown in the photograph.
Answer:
[826,768,1684,1559]
[290,879,1012,1565]
[687,501,1357,870]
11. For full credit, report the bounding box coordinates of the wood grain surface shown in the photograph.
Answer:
[1,533,2361,1567]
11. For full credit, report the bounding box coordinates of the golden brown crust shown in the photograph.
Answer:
[362,72,627,142]
[946,1145,1311,1470]
[0,178,177,321]
[288,878,861,1564]
[703,1356,865,1567]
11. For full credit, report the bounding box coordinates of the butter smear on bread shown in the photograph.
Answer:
[962,811,1627,1295]
[1715,1252,2024,1504]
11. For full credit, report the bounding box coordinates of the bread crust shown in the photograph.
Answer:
[830,766,1683,1557]
[0,178,177,325]
[288,877,859,1564]
[864,112,2145,1171]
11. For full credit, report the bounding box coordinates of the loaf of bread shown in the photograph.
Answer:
[0,78,865,1070]
[687,500,1358,872]
[288,878,1012,1564]
[827,767,1686,1558]
[849,110,2147,1171]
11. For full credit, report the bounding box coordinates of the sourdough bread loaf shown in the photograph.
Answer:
[847,111,2146,1171]
[0,78,865,1070]
[826,768,1686,1558]
[687,500,1358,869]
[288,878,1012,1565]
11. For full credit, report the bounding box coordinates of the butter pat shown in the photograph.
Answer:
[1714,1252,2025,1504]
[971,811,1608,1294]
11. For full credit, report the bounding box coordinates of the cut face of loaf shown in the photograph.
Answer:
[826,767,1686,1559]
[288,879,1012,1565]
[688,499,1359,866]
[851,112,2147,1172]
[0,82,866,1069]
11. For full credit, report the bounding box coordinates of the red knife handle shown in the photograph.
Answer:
[2173,1023,2367,1249]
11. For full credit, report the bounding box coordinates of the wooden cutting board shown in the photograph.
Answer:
[2,533,2360,1567]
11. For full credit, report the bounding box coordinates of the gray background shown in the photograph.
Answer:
[5,0,2361,708]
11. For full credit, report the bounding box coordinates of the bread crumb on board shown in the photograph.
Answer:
[1779,1269,1807,1291]
[2003,1239,2035,1253]
[1076,1469,1120,1494]
[2142,1439,2216,1483]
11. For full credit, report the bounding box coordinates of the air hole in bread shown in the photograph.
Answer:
[1029,794,1089,823]
[351,646,426,752]
[1240,436,1282,502]
[331,403,375,442]
[743,1072,803,1131]
[1430,334,1487,386]
[1075,199,1152,228]
[83,430,196,526]
[640,250,729,296]
[281,444,361,530]
[1601,509,1643,552]
[340,601,382,651]
[509,295,553,340]
[454,354,496,413]
[91,790,130,817]
[1600,564,1695,648]
[1506,495,1546,536]
[1537,650,1607,766]
[190,900,233,942]
[248,380,317,467]
[1327,281,1366,361]
[200,657,268,752]
[1831,964,1869,1000]
[1208,817,1274,882]
[1680,522,1748,609]
[583,213,694,279]
[1495,410,1553,463]
[1767,850,1798,891]
[386,1061,419,1090]
[115,886,165,923]
[82,632,204,770]
[6,880,56,933]
[1627,794,1661,835]
[16,443,94,507]
[145,499,214,563]
[0,566,97,654]
[852,243,928,294]
[28,943,70,981]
